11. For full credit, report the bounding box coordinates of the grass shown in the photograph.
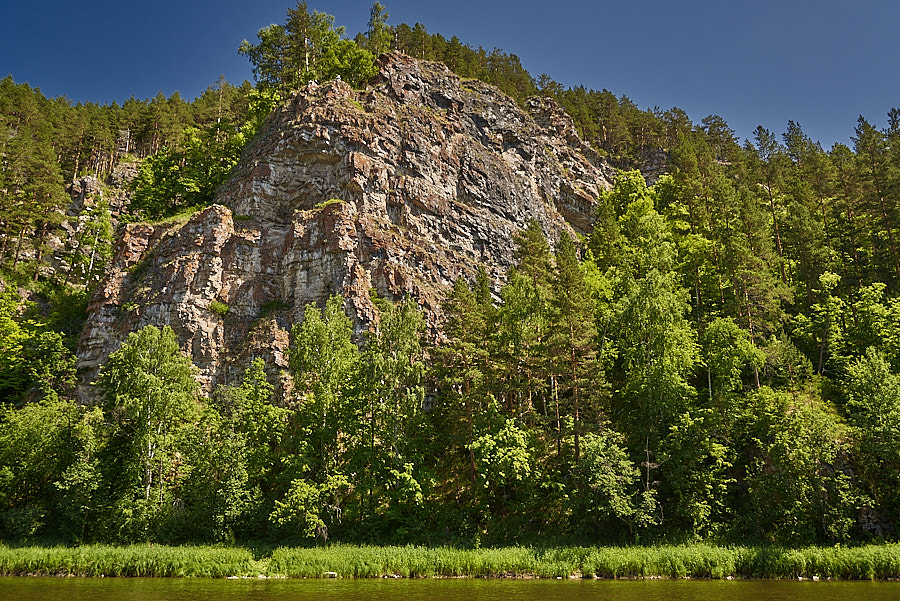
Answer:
[209,300,230,317]
[314,198,347,211]
[0,544,256,577]
[260,544,900,580]
[2,543,900,579]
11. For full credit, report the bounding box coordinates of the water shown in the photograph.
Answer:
[2,577,899,601]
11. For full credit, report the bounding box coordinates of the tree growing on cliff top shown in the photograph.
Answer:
[238,1,377,93]
[366,2,393,56]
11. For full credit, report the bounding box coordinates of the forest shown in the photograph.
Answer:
[1,2,900,548]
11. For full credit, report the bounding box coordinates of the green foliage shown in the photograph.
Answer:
[318,39,379,86]
[736,387,856,544]
[364,295,426,464]
[365,2,394,56]
[0,290,28,400]
[572,429,641,531]
[238,2,378,93]
[62,200,114,287]
[392,23,537,105]
[242,86,283,138]
[607,172,698,442]
[357,295,428,535]
[270,474,350,540]
[190,358,283,542]
[702,317,765,401]
[313,198,347,210]
[21,329,78,399]
[288,296,360,479]
[846,348,900,527]
[208,300,230,317]
[0,288,81,404]
[96,325,199,540]
[0,398,102,541]
[130,122,247,220]
[259,298,291,317]
[471,415,534,495]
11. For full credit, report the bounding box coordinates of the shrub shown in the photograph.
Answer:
[209,301,230,317]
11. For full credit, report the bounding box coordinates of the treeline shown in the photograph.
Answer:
[3,180,900,546]
[0,75,258,279]
[0,74,254,183]
[388,15,705,166]
[0,296,434,545]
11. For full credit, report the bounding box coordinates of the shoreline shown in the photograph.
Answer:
[2,543,900,581]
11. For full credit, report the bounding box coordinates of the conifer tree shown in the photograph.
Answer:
[549,231,598,460]
[854,116,900,284]
[366,2,393,56]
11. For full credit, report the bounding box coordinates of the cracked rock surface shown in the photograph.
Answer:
[77,52,615,400]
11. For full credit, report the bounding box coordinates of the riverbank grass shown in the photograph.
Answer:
[0,545,256,577]
[264,544,900,580]
[2,543,900,580]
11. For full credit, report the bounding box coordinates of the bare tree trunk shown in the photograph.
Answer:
[12,223,26,269]
[33,221,47,281]
[744,288,761,389]
[766,187,788,282]
[553,375,561,457]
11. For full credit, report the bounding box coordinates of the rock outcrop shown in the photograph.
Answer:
[77,52,615,399]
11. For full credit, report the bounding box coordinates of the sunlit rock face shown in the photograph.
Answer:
[77,52,614,400]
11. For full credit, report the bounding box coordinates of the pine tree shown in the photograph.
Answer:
[366,2,393,56]
[549,232,599,460]
[854,116,900,284]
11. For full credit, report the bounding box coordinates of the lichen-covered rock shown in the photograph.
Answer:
[78,52,615,400]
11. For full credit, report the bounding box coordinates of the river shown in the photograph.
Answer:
[3,577,900,601]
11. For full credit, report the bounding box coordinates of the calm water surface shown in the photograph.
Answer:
[2,577,899,601]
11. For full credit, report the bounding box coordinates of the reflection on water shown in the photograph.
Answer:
[2,577,899,601]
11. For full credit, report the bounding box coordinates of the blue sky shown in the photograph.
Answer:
[2,0,898,148]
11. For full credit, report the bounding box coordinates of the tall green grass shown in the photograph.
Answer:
[2,543,899,579]
[268,543,900,580]
[0,545,256,577]
[269,544,900,580]
[269,545,547,578]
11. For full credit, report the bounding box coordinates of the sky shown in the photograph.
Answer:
[2,0,898,149]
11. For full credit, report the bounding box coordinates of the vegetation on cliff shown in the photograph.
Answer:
[2,1,900,551]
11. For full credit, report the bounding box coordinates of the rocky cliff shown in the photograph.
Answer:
[77,52,616,399]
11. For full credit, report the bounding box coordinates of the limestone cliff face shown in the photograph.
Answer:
[77,52,615,399]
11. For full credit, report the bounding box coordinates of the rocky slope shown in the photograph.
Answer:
[77,52,616,399]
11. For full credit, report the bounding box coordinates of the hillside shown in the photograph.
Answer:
[77,52,614,397]
[1,3,900,548]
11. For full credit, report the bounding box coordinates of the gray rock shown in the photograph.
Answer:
[77,52,615,401]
